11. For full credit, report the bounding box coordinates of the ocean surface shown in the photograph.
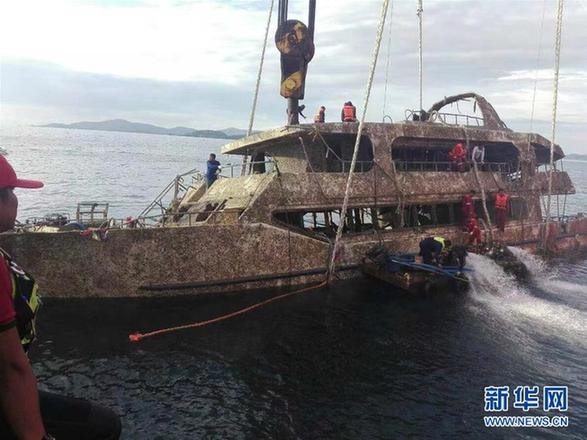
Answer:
[1,126,586,439]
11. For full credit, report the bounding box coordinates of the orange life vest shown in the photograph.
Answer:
[343,105,355,121]
[495,193,509,210]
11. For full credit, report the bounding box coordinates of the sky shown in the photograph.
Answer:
[1,0,586,153]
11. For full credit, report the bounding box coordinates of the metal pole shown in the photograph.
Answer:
[308,0,316,40]
[417,0,423,113]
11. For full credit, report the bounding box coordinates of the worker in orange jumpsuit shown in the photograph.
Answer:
[466,216,483,250]
[494,188,510,233]
[449,143,467,172]
[461,190,476,226]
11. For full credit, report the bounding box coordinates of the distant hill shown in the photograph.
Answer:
[566,153,587,161]
[36,119,249,140]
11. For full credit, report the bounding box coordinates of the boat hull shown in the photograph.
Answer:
[0,216,585,298]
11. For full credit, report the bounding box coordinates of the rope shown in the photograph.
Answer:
[241,0,275,176]
[129,280,328,342]
[530,0,547,131]
[544,0,564,248]
[327,0,390,283]
[417,0,423,112]
[472,161,495,245]
[382,0,395,120]
[464,128,494,244]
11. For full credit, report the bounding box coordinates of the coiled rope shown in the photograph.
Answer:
[129,280,328,342]
[543,0,564,248]
[327,0,390,283]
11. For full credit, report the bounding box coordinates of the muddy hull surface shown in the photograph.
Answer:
[0,216,585,298]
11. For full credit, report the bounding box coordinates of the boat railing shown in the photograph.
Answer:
[405,109,485,127]
[394,160,511,173]
[218,159,276,178]
[429,112,485,127]
[340,160,374,173]
[137,168,205,219]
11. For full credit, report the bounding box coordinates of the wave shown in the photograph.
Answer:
[465,252,587,349]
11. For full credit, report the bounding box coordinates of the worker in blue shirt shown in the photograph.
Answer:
[206,153,221,187]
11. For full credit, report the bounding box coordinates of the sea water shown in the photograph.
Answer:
[2,126,587,439]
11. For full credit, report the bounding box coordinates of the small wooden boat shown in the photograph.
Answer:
[361,246,469,294]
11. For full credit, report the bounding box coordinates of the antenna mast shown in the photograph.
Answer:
[417,0,423,113]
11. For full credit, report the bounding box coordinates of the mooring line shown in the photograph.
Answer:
[128,280,328,342]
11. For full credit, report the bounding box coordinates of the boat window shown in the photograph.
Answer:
[304,134,374,173]
[391,137,519,174]
[532,143,563,166]
[509,198,528,220]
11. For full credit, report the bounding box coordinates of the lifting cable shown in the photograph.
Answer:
[382,0,395,120]
[241,0,275,176]
[417,0,424,112]
[129,280,328,342]
[464,129,495,244]
[327,0,390,283]
[543,0,564,248]
[530,0,547,131]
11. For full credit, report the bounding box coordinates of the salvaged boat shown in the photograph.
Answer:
[0,1,585,298]
[361,245,469,294]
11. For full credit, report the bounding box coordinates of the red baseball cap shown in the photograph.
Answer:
[0,155,44,189]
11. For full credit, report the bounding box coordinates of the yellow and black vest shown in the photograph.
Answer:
[433,236,447,249]
[0,248,40,351]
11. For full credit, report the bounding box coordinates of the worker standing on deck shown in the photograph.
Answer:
[472,145,485,167]
[0,156,121,440]
[461,190,476,226]
[206,153,221,188]
[449,143,467,172]
[466,216,483,250]
[418,236,452,265]
[495,188,510,233]
[314,106,326,123]
[341,101,357,122]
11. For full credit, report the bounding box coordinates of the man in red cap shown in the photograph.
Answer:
[0,155,121,439]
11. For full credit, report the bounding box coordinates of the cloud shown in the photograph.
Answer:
[1,0,587,152]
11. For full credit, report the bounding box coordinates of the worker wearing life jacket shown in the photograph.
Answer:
[466,216,483,249]
[449,143,467,171]
[0,156,121,440]
[494,188,510,233]
[341,101,357,122]
[462,190,476,225]
[419,236,452,265]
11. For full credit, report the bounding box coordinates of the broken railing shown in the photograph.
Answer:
[137,168,204,222]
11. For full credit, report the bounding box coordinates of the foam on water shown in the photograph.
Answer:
[465,252,587,349]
